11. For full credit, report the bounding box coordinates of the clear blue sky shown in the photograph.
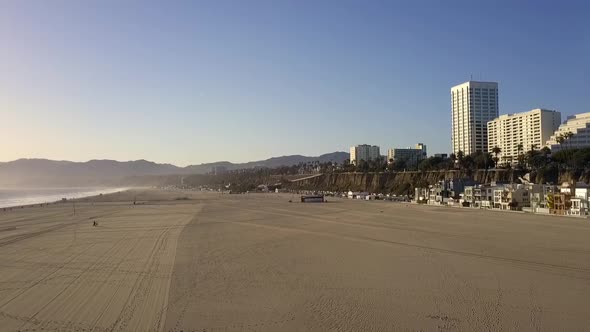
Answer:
[1,0,588,166]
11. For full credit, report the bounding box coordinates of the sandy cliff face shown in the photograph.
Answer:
[286,170,524,194]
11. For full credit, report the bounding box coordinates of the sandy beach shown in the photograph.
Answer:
[1,189,590,331]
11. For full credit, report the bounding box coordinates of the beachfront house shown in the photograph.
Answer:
[559,182,590,216]
[347,191,359,199]
[357,192,370,200]
[493,188,504,209]
[447,178,477,199]
[498,185,530,211]
[571,182,589,216]
[481,183,531,211]
[571,198,583,216]
[473,185,494,208]
[462,186,474,206]
[525,184,558,214]
[414,188,429,203]
[429,182,448,205]
[550,183,574,215]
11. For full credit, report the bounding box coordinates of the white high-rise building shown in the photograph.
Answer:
[451,81,499,155]
[545,112,590,152]
[350,144,380,165]
[487,109,561,164]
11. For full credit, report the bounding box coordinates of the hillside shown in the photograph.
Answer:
[183,152,348,173]
[0,152,348,186]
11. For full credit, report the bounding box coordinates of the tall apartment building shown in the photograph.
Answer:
[349,144,380,165]
[451,81,499,155]
[387,143,427,168]
[487,109,561,163]
[545,112,590,152]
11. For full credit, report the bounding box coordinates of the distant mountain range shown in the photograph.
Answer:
[0,152,348,186]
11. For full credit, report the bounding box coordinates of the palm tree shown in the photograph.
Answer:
[556,134,565,146]
[557,134,566,166]
[368,159,377,172]
[491,146,501,166]
[492,146,501,157]
[526,144,539,169]
[516,143,524,167]
[563,131,574,150]
[447,153,456,170]
[492,156,500,167]
[506,156,513,167]
[358,159,369,173]
[564,131,575,168]
[456,151,464,169]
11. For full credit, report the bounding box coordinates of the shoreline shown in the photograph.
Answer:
[0,187,131,210]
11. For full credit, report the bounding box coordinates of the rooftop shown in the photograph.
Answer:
[451,80,499,90]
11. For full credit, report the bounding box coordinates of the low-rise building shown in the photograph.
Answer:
[417,179,588,217]
[464,182,509,209]
[549,183,573,215]
[493,188,504,208]
[486,184,530,210]
[525,184,557,214]
[347,191,360,199]
[558,182,590,216]
[414,188,429,203]
[499,185,530,210]
[423,179,473,205]
[427,183,446,205]
[463,186,475,206]
[572,182,589,216]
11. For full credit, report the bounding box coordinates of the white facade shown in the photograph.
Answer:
[387,143,427,167]
[487,109,561,164]
[572,183,589,216]
[451,81,499,155]
[349,144,380,165]
[545,112,590,152]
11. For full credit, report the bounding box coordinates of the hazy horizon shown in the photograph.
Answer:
[0,150,348,167]
[2,1,588,165]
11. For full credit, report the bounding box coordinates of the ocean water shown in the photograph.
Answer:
[0,187,128,208]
